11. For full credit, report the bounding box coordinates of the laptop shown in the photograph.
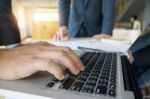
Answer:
[0,40,143,99]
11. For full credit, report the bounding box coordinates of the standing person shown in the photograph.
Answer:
[130,15,142,30]
[55,0,116,40]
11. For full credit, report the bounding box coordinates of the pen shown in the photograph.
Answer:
[77,46,105,52]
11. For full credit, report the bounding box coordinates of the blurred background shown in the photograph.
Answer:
[12,0,150,41]
[12,0,59,40]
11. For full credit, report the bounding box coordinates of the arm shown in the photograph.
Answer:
[54,0,71,40]
[59,0,71,27]
[128,25,150,65]
[0,0,21,45]
[101,0,116,35]
[130,25,150,53]
[92,0,116,39]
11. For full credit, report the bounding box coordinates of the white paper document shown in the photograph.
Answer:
[51,38,132,53]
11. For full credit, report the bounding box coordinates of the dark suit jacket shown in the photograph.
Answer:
[130,24,150,66]
[59,0,116,37]
[0,0,21,45]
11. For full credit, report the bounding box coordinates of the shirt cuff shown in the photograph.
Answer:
[5,43,20,48]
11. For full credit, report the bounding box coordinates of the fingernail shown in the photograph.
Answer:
[81,66,85,71]
[75,70,80,75]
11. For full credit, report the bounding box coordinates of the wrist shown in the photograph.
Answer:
[60,26,68,29]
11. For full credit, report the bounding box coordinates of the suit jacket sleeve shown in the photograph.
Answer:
[59,0,71,27]
[0,0,21,45]
[130,24,150,53]
[101,0,116,35]
[130,25,150,66]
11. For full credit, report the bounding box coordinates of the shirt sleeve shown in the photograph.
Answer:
[58,0,71,27]
[101,0,116,35]
[0,0,21,45]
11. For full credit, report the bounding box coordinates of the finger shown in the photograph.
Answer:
[57,31,65,40]
[54,32,60,40]
[92,35,100,39]
[35,59,64,80]
[92,35,99,39]
[52,46,84,71]
[46,61,64,80]
[36,45,84,71]
[56,33,59,40]
[53,35,56,40]
[60,32,64,39]
[33,49,80,75]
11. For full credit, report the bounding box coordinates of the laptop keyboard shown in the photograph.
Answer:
[47,52,117,97]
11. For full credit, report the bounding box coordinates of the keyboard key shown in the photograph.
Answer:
[109,84,116,90]
[100,76,109,81]
[59,77,75,90]
[87,79,97,84]
[77,76,88,81]
[109,90,116,97]
[111,75,116,80]
[91,72,99,77]
[99,81,108,86]
[82,87,94,94]
[47,82,55,88]
[95,85,107,95]
[52,78,59,83]
[85,82,96,88]
[80,71,90,77]
[69,81,84,91]
[110,79,116,84]
[88,77,98,82]
[54,52,118,97]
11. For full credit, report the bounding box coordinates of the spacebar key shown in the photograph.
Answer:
[59,77,75,90]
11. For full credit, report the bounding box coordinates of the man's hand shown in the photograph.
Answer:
[92,34,111,39]
[54,26,69,40]
[0,43,84,80]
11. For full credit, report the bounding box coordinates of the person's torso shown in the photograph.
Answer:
[68,0,103,36]
[70,0,102,22]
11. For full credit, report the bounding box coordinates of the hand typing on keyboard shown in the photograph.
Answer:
[0,43,84,80]
[47,52,117,97]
